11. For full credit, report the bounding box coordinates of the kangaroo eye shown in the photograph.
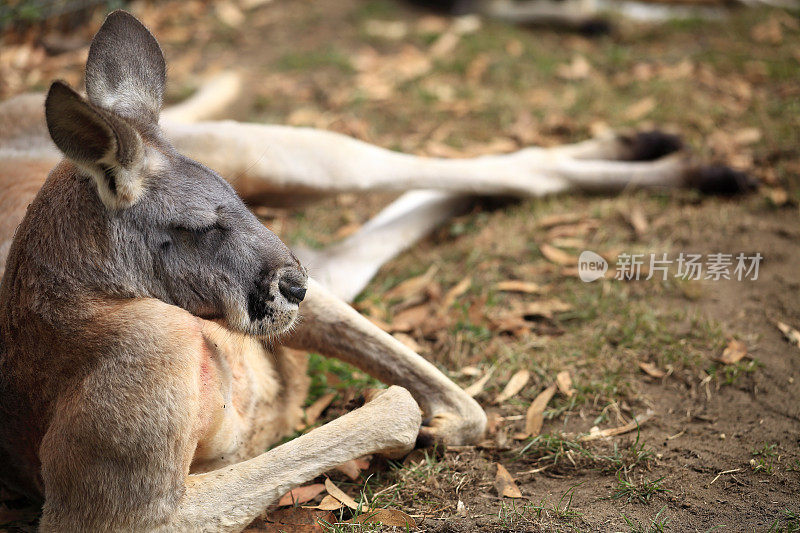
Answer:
[174,222,224,236]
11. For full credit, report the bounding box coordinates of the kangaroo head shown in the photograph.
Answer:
[41,10,306,337]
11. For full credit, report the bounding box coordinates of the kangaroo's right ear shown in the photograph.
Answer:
[45,81,146,209]
[85,10,166,125]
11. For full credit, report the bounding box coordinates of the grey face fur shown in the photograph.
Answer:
[41,10,307,337]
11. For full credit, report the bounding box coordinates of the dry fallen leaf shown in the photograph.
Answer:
[452,14,482,34]
[333,457,370,480]
[579,411,655,442]
[638,362,666,379]
[430,31,460,57]
[555,371,574,397]
[487,314,529,335]
[733,127,762,145]
[539,243,576,266]
[751,16,783,45]
[350,509,416,528]
[496,280,543,294]
[525,384,557,437]
[324,478,358,510]
[624,97,656,121]
[277,484,326,507]
[536,213,585,229]
[311,494,343,511]
[776,321,800,348]
[363,19,408,40]
[442,276,471,308]
[391,304,430,332]
[716,339,748,365]
[215,2,245,27]
[352,45,431,100]
[495,369,530,403]
[459,366,483,377]
[261,507,335,533]
[465,366,495,397]
[304,393,336,426]
[765,187,789,207]
[487,299,571,334]
[557,55,591,80]
[523,299,572,319]
[623,206,648,239]
[495,463,523,498]
[546,219,599,239]
[384,264,437,300]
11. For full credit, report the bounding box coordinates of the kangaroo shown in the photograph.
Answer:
[0,10,751,531]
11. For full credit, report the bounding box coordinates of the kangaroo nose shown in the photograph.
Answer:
[279,278,306,304]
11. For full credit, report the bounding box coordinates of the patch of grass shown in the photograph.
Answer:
[519,428,654,475]
[751,442,779,475]
[551,483,583,520]
[349,0,400,22]
[708,358,762,386]
[275,49,354,73]
[399,448,446,482]
[306,352,380,404]
[611,473,669,503]
[623,505,671,533]
[496,485,584,530]
[531,274,731,411]
[768,509,800,533]
[498,499,541,529]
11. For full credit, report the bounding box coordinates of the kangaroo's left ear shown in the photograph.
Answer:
[46,81,146,210]
[85,10,166,126]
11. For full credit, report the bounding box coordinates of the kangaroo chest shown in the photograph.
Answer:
[190,321,307,473]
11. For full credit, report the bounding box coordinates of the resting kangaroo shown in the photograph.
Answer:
[0,10,751,531]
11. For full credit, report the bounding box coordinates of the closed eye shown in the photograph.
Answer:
[174,221,225,236]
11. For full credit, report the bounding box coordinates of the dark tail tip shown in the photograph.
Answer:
[686,165,758,196]
[578,18,613,36]
[622,131,685,162]
[415,429,437,449]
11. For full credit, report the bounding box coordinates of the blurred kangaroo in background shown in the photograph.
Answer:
[0,10,751,531]
[404,0,797,32]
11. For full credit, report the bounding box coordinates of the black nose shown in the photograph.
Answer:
[279,279,306,304]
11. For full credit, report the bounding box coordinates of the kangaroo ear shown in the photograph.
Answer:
[46,81,146,209]
[85,10,166,125]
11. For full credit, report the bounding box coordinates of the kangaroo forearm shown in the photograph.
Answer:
[163,386,420,533]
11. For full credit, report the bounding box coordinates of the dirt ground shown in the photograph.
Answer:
[1,0,799,531]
